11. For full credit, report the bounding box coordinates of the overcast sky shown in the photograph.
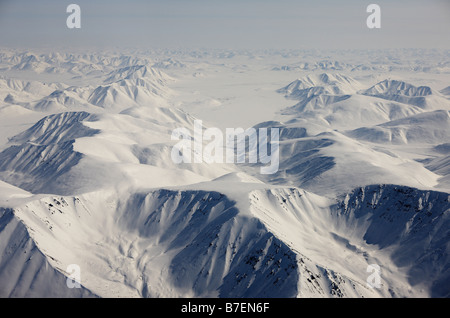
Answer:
[0,0,449,50]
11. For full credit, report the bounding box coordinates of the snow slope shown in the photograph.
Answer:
[0,48,449,298]
[1,182,447,297]
[346,110,450,144]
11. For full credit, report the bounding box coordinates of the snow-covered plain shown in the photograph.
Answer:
[0,48,449,297]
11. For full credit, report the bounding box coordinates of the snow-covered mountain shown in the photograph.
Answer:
[0,49,449,298]
[278,75,450,130]
[2,182,448,297]
[278,73,363,97]
[346,110,450,144]
[361,79,449,109]
[440,86,450,96]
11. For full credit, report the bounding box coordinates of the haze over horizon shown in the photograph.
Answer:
[1,0,450,50]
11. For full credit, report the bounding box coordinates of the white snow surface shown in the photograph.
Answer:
[0,48,449,298]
